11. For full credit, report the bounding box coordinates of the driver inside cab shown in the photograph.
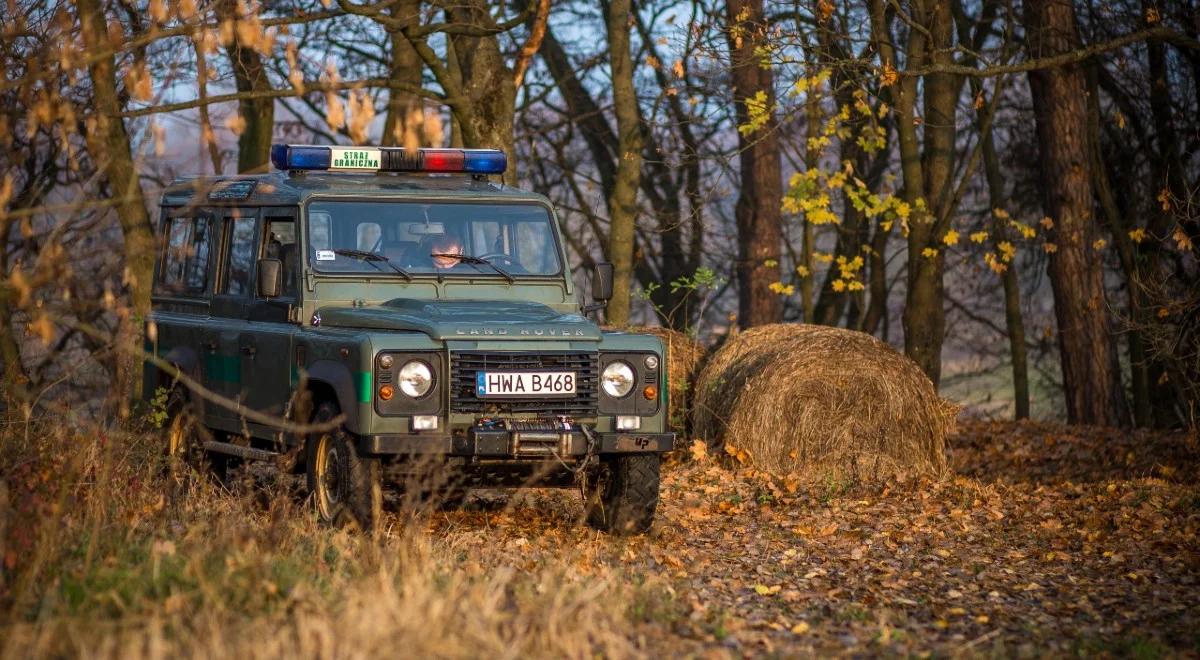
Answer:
[428,233,465,269]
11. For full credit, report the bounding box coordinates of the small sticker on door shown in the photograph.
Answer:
[316,250,336,261]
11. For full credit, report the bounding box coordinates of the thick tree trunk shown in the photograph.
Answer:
[447,2,518,184]
[218,0,274,172]
[601,0,643,325]
[78,0,154,414]
[1024,0,1129,426]
[903,0,955,386]
[726,0,782,328]
[381,0,427,148]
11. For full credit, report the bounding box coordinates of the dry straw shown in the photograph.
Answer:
[692,324,956,481]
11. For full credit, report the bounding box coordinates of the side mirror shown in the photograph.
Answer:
[257,258,282,298]
[592,262,614,303]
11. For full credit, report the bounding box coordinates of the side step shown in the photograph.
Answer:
[203,440,282,462]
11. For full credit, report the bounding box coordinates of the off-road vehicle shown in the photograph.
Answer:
[144,144,672,534]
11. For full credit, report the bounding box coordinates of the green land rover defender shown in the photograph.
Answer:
[143,144,673,534]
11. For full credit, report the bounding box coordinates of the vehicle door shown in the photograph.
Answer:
[241,211,301,422]
[203,209,258,426]
[151,211,215,398]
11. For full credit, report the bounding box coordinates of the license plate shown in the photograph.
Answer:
[475,371,576,397]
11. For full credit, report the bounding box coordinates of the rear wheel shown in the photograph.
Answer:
[164,386,218,480]
[585,454,660,535]
[306,401,382,531]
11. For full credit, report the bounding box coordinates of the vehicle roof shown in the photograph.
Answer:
[160,171,550,208]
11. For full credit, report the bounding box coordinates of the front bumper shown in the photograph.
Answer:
[360,427,674,457]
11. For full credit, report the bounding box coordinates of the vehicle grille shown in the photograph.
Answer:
[449,351,598,417]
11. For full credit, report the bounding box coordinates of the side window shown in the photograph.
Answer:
[158,216,212,295]
[223,217,257,296]
[265,218,297,298]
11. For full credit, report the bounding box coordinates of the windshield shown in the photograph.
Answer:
[306,200,562,277]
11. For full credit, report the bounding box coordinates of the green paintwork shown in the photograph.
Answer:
[317,299,602,341]
[357,371,372,403]
[204,354,241,383]
[149,170,670,443]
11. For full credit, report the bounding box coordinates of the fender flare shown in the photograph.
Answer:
[303,359,362,433]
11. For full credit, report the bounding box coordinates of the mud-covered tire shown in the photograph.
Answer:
[306,401,382,532]
[585,454,660,535]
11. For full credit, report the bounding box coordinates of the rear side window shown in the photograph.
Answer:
[223,217,257,296]
[158,216,213,295]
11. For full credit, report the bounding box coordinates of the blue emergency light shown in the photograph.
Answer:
[269,144,507,175]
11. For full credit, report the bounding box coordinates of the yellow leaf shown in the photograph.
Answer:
[942,229,959,246]
[1039,216,1054,230]
[1158,187,1171,211]
[672,59,684,78]
[754,584,772,596]
[970,231,988,243]
[831,279,846,292]
[689,439,707,462]
[791,621,811,634]
[1174,228,1194,251]
[922,247,939,258]
[795,264,810,277]
[1044,243,1058,253]
[879,62,898,87]
[1093,238,1107,250]
[1129,228,1147,243]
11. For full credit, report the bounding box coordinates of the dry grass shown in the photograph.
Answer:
[691,324,956,480]
[613,326,705,432]
[0,421,639,659]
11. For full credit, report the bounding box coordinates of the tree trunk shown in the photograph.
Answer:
[981,120,1030,420]
[902,0,955,386]
[218,0,274,173]
[381,0,427,149]
[601,0,643,325]
[726,0,782,328]
[1024,0,1129,426]
[78,0,154,415]
[447,1,518,184]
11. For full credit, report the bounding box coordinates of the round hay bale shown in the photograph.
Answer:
[604,325,706,431]
[691,324,956,480]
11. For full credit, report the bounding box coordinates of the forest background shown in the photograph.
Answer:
[2,0,1199,427]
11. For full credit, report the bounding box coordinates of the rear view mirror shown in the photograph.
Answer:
[257,258,282,298]
[592,262,614,302]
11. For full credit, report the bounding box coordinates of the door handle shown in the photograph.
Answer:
[240,346,257,357]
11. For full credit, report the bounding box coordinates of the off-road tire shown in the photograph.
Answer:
[306,401,382,532]
[585,454,660,535]
[164,386,232,484]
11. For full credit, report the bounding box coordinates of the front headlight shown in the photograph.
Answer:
[602,361,635,398]
[398,360,433,398]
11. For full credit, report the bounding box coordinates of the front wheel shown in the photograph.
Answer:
[306,402,382,532]
[585,454,661,535]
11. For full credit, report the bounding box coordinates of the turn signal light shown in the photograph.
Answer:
[642,385,657,401]
[379,384,394,401]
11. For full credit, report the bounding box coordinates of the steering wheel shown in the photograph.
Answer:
[475,251,516,265]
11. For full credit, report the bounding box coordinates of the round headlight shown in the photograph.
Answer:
[644,355,659,370]
[379,354,394,369]
[602,361,635,398]
[398,360,433,398]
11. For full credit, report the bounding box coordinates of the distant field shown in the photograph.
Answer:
[2,421,1197,657]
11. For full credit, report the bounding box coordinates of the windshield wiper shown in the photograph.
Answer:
[431,253,515,284]
[332,248,413,282]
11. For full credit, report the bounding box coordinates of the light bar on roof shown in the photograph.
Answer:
[269,144,507,175]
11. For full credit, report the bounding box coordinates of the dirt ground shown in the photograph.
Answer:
[427,421,1200,657]
[3,420,1197,658]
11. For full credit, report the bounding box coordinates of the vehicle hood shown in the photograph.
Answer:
[315,298,601,341]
